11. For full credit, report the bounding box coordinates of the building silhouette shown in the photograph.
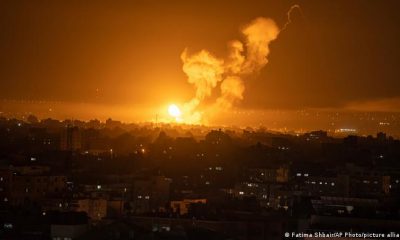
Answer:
[60,126,81,151]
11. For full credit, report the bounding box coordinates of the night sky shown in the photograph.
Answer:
[1,0,400,122]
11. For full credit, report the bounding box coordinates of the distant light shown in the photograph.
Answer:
[283,206,289,210]
[346,206,354,213]
[4,223,13,229]
[335,128,357,133]
[97,185,101,190]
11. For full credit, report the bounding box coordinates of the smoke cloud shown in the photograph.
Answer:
[181,49,224,102]
[216,76,245,109]
[241,17,279,74]
[180,5,301,124]
[180,49,224,123]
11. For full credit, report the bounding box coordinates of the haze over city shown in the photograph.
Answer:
[1,0,400,136]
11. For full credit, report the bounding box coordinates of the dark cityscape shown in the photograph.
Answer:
[0,117,399,239]
[1,0,400,239]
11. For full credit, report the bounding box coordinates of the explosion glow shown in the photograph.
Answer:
[168,104,182,122]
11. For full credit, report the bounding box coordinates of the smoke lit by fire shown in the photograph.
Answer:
[179,5,301,124]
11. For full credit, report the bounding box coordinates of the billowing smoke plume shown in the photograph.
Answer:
[181,50,224,102]
[216,76,245,109]
[180,49,224,123]
[181,5,301,124]
[226,40,245,74]
[241,17,279,74]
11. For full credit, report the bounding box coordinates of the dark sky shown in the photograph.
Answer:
[1,0,400,113]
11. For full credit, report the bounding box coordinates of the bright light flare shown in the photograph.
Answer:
[168,104,182,119]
